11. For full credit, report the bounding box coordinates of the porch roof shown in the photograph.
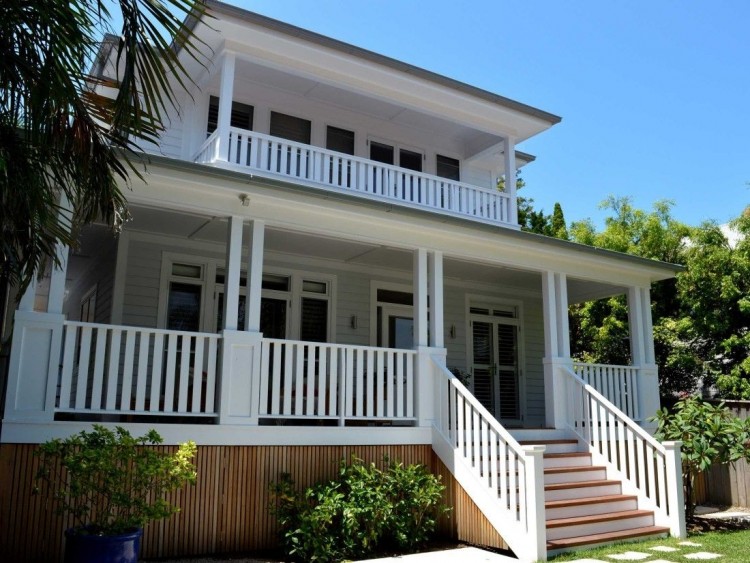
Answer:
[128,152,683,285]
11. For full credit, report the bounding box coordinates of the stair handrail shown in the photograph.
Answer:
[561,365,686,537]
[431,359,546,562]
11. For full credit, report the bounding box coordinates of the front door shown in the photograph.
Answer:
[380,305,414,349]
[470,311,522,424]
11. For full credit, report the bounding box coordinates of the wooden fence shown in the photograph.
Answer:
[693,400,750,507]
[0,443,507,562]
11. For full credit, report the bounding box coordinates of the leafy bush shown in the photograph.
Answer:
[270,456,448,561]
[652,396,750,518]
[35,425,197,535]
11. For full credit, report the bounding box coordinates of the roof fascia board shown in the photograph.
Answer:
[194,1,560,132]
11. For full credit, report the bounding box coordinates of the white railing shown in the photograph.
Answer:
[195,129,513,226]
[58,321,221,417]
[432,360,546,562]
[259,339,416,424]
[563,366,686,537]
[574,362,640,421]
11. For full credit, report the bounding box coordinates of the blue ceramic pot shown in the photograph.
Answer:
[64,527,143,563]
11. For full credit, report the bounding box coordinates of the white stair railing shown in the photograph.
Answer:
[431,359,546,562]
[573,362,640,420]
[563,365,686,537]
[194,128,513,226]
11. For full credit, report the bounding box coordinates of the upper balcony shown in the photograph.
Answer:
[194,127,516,226]
[160,6,561,229]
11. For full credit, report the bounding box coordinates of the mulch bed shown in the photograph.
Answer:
[689,513,750,533]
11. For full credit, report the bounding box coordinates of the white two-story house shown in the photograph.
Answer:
[1,2,686,561]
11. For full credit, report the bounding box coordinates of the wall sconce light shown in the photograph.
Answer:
[239,194,250,207]
[449,324,456,339]
[350,315,358,330]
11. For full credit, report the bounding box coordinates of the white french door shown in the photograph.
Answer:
[469,313,523,425]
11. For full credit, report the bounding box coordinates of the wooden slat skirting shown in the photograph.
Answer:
[0,443,508,561]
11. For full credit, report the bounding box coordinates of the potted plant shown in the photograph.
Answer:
[35,425,197,563]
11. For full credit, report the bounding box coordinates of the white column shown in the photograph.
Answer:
[542,271,571,429]
[245,220,265,332]
[216,54,236,162]
[18,276,38,312]
[541,271,558,358]
[223,216,243,331]
[428,251,444,348]
[641,287,656,365]
[627,286,646,366]
[555,272,571,358]
[47,195,71,314]
[413,248,428,348]
[504,136,518,225]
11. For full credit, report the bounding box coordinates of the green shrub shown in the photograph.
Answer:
[652,396,750,518]
[270,456,448,562]
[34,425,197,535]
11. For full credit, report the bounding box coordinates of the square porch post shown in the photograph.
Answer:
[504,136,518,226]
[215,53,236,163]
[218,215,263,425]
[542,271,572,429]
[628,286,660,429]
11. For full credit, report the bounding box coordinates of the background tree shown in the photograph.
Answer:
[1,0,207,295]
[567,197,698,397]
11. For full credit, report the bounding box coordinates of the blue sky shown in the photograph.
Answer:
[241,0,748,228]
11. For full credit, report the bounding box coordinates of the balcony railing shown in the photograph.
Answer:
[194,128,514,226]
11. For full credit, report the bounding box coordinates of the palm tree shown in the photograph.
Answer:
[0,0,208,295]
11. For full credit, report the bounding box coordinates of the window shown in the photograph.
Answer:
[80,286,97,323]
[369,141,423,172]
[399,148,422,172]
[270,111,311,144]
[326,126,355,155]
[436,154,460,181]
[370,141,394,165]
[206,96,254,135]
[163,261,205,332]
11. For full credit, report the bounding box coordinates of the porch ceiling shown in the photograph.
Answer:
[208,58,504,161]
[116,205,628,301]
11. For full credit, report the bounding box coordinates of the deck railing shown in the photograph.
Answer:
[195,128,513,226]
[573,362,640,420]
[259,338,417,424]
[563,365,685,537]
[58,321,221,417]
[431,359,546,561]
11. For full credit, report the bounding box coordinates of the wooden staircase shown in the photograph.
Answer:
[518,435,670,556]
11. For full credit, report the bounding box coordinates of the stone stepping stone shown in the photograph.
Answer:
[607,552,651,560]
[679,541,703,547]
[684,553,722,560]
[650,546,680,552]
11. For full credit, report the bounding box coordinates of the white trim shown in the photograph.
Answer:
[1,421,432,446]
[157,252,211,331]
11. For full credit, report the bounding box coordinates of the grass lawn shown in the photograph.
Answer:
[547,529,750,561]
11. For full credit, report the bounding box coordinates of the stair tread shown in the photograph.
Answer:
[546,494,637,508]
[547,508,653,528]
[544,452,592,459]
[545,465,606,474]
[546,479,621,491]
[519,439,578,445]
[546,525,670,549]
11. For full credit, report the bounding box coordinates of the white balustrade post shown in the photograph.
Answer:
[218,330,262,425]
[522,444,547,561]
[663,441,687,538]
[4,310,64,423]
[215,54,236,162]
[416,346,445,428]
